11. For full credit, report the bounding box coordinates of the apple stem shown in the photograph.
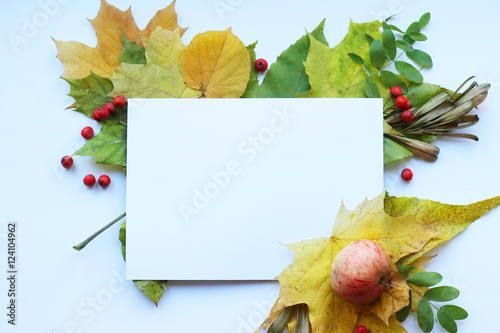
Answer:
[379,280,394,289]
[73,212,126,251]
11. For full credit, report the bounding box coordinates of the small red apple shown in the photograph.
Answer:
[330,239,392,305]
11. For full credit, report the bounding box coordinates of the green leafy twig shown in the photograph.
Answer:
[397,265,468,333]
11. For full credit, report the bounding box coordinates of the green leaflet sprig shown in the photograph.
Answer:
[397,265,468,333]
[340,12,433,97]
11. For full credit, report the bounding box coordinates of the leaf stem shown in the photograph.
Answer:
[409,285,440,311]
[338,51,405,92]
[73,212,126,251]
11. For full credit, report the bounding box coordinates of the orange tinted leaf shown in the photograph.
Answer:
[55,0,185,79]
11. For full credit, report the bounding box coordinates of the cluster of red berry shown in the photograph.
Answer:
[389,87,415,182]
[92,95,126,121]
[60,95,127,187]
[390,86,414,123]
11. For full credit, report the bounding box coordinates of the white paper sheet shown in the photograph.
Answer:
[126,98,383,280]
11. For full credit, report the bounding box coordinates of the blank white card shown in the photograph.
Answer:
[126,98,383,280]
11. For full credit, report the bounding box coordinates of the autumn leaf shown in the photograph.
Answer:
[110,27,198,99]
[258,192,500,333]
[179,28,251,98]
[119,222,167,306]
[385,195,500,265]
[54,0,186,79]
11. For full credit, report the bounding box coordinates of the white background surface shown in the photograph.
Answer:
[0,0,499,332]
[126,98,382,280]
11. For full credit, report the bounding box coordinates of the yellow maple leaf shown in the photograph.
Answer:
[54,0,186,79]
[179,28,251,98]
[257,193,500,333]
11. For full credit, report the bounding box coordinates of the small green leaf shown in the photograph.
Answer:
[395,61,423,83]
[133,280,168,306]
[74,122,127,167]
[403,34,416,45]
[407,271,443,287]
[396,39,414,52]
[389,24,404,34]
[437,310,458,333]
[118,31,146,65]
[396,291,412,322]
[364,34,374,44]
[409,32,428,41]
[369,39,386,69]
[406,82,449,108]
[364,78,381,98]
[118,221,168,306]
[348,53,364,64]
[382,22,397,60]
[384,137,412,165]
[407,49,433,68]
[425,286,460,302]
[406,22,421,34]
[379,71,408,93]
[397,265,416,277]
[419,12,431,29]
[440,305,468,320]
[119,221,126,260]
[417,298,434,332]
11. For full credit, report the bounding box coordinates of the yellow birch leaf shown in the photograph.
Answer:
[179,28,251,98]
[356,311,409,333]
[54,0,186,79]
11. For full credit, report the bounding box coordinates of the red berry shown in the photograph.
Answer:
[113,95,126,107]
[92,109,100,121]
[83,174,96,186]
[389,86,402,98]
[355,325,369,333]
[254,58,268,72]
[98,175,111,187]
[96,106,109,120]
[401,110,414,123]
[395,96,408,109]
[406,100,412,109]
[81,126,94,140]
[401,168,413,181]
[61,155,73,169]
[105,102,116,113]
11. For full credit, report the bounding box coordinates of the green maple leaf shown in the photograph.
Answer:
[119,222,168,306]
[118,31,146,65]
[300,20,386,99]
[110,26,198,98]
[73,121,127,166]
[64,72,114,118]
